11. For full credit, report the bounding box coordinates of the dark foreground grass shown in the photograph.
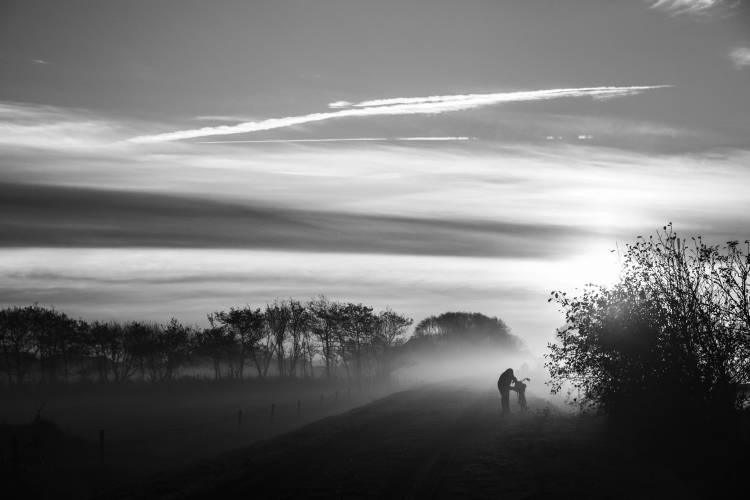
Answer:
[3,380,747,499]
[0,377,398,499]
[102,381,750,500]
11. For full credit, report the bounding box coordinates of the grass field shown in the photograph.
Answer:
[1,377,402,499]
[4,378,748,499]
[100,379,749,499]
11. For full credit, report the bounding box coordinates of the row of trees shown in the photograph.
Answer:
[0,298,412,385]
[546,225,750,420]
[203,298,412,381]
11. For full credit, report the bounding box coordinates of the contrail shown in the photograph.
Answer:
[330,86,670,108]
[196,137,473,144]
[129,85,670,144]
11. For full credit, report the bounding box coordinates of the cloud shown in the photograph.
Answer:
[647,0,737,17]
[2,100,747,235]
[5,138,750,263]
[729,47,750,69]
[128,85,670,143]
[0,181,590,258]
[0,246,571,352]
[5,106,749,234]
[192,115,259,122]
[4,96,710,160]
[328,101,353,109]
[0,101,134,152]
[196,137,472,144]
[3,108,749,354]
[337,86,665,108]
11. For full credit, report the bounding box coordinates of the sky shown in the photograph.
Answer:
[1,0,749,354]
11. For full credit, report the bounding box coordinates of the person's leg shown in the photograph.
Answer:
[501,388,510,414]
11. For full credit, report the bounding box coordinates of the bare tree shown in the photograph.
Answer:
[0,306,41,384]
[339,303,379,381]
[309,296,340,379]
[127,321,161,381]
[211,307,266,379]
[375,309,412,379]
[286,300,310,377]
[265,301,290,377]
[88,321,139,383]
[300,324,318,378]
[160,318,194,381]
[197,316,237,380]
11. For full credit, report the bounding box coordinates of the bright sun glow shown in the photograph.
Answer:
[562,246,623,288]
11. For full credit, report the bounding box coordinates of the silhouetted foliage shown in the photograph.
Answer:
[0,305,72,384]
[308,296,340,379]
[0,298,413,385]
[546,225,750,422]
[412,312,521,350]
[196,321,236,380]
[208,307,267,379]
[375,308,413,378]
[287,299,311,377]
[265,301,291,377]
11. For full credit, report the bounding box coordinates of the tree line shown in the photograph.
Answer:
[0,297,412,386]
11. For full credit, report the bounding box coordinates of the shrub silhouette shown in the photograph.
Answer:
[546,224,750,424]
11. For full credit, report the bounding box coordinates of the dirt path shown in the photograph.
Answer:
[116,381,698,499]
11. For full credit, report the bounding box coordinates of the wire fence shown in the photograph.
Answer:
[2,384,397,476]
[0,375,431,493]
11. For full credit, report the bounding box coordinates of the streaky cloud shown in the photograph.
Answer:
[647,0,736,17]
[0,181,588,258]
[192,115,259,122]
[335,86,668,108]
[328,101,353,109]
[196,137,472,144]
[129,85,670,144]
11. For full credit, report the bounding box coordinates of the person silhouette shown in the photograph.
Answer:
[497,368,517,415]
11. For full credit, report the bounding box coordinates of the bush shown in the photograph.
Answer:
[546,225,750,424]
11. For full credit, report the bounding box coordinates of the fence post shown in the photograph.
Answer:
[98,429,105,466]
[270,403,275,423]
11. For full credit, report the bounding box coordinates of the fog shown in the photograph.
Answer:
[393,343,562,408]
